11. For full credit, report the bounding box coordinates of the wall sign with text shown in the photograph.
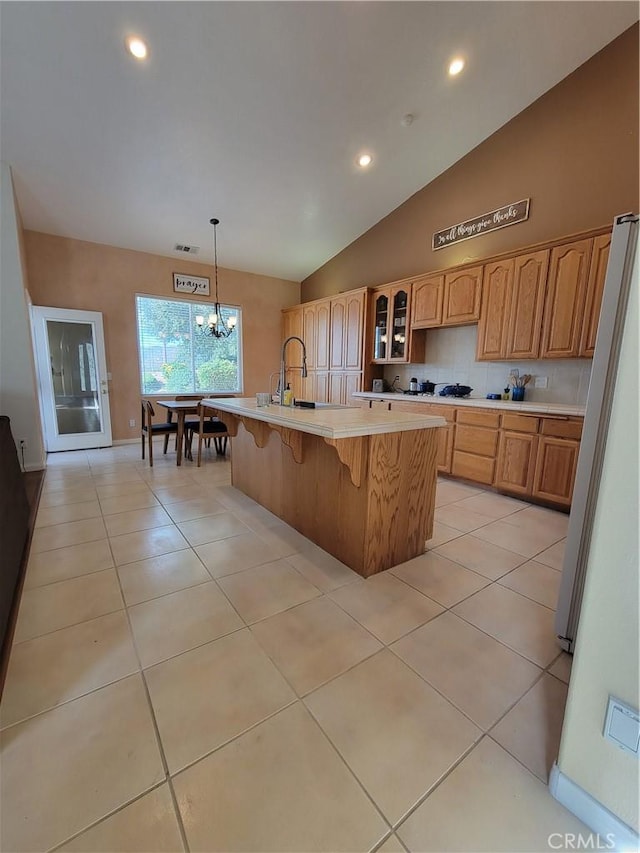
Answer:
[173,273,210,296]
[433,199,530,251]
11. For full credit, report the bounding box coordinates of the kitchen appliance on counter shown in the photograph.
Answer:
[439,384,473,398]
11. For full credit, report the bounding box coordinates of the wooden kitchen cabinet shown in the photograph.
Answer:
[477,250,548,361]
[331,290,364,370]
[371,284,423,363]
[580,233,611,357]
[541,238,593,358]
[495,431,539,496]
[443,266,482,325]
[533,436,580,507]
[411,275,444,328]
[282,305,303,342]
[451,407,499,485]
[389,400,455,473]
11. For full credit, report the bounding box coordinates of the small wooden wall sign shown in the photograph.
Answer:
[173,273,210,296]
[433,199,530,251]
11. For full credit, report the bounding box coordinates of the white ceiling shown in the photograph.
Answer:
[1,2,637,282]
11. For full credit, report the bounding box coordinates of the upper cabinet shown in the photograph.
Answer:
[282,305,303,342]
[476,250,548,361]
[330,290,364,370]
[411,275,444,328]
[442,266,482,325]
[540,238,593,358]
[372,284,423,363]
[579,233,611,357]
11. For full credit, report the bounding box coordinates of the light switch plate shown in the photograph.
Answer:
[604,696,639,756]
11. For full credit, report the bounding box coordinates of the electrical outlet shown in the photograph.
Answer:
[534,376,548,389]
[129,419,136,428]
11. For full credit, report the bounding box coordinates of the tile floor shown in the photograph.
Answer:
[0,442,585,852]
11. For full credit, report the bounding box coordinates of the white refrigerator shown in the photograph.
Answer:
[555,212,639,651]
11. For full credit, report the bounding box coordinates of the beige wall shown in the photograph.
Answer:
[557,245,639,833]
[24,232,300,441]
[302,25,639,301]
[0,163,46,470]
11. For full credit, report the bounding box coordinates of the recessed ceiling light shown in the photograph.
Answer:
[126,36,148,60]
[357,153,373,168]
[448,57,465,76]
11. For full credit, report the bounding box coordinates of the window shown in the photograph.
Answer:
[135,294,242,395]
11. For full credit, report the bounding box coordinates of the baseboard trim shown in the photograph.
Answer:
[112,438,139,446]
[549,763,639,851]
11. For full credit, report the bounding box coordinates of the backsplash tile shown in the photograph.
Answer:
[382,326,591,405]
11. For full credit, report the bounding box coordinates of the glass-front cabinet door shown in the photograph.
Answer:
[390,288,408,360]
[373,293,388,361]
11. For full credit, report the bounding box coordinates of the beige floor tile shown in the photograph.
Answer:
[117,549,211,606]
[39,484,99,508]
[43,474,94,492]
[391,612,541,730]
[548,651,573,684]
[99,490,160,516]
[306,650,480,824]
[491,673,568,782]
[391,552,489,608]
[376,835,406,853]
[434,504,495,533]
[287,543,362,592]
[453,585,558,667]
[163,495,228,523]
[435,481,483,506]
[104,505,173,537]
[0,675,165,853]
[433,533,526,580]
[109,525,188,566]
[330,572,443,644]
[453,492,529,518]
[217,559,321,624]
[35,499,102,528]
[499,560,562,609]
[250,522,313,558]
[152,484,207,505]
[502,505,570,539]
[471,518,564,558]
[397,737,588,852]
[536,538,566,571]
[145,629,295,773]
[59,784,184,853]
[195,530,284,577]
[96,481,155,500]
[424,521,464,549]
[128,581,243,667]
[1,611,138,728]
[172,702,388,853]
[14,569,124,643]
[30,516,107,553]
[92,470,146,487]
[177,512,250,546]
[24,539,114,589]
[251,597,382,696]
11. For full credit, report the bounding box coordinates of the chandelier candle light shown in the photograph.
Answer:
[195,218,237,338]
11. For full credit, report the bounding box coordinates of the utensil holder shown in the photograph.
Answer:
[511,386,525,402]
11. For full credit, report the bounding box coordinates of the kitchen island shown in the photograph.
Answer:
[200,398,445,577]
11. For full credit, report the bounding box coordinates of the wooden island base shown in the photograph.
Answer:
[225,417,438,577]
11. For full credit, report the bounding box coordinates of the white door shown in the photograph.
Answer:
[32,306,113,451]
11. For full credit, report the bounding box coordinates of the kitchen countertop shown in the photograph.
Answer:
[353,392,586,417]
[200,397,446,439]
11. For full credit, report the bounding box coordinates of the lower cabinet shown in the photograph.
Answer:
[389,401,454,473]
[533,436,580,507]
[495,431,538,495]
[451,409,500,485]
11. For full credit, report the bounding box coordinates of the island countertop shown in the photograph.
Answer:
[200,397,445,439]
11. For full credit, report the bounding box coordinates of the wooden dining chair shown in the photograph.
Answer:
[140,400,178,467]
[185,403,229,466]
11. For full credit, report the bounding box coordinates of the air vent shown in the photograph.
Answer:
[174,244,200,254]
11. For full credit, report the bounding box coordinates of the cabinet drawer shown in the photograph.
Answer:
[455,424,498,457]
[501,413,539,433]
[369,399,391,411]
[456,409,501,428]
[540,418,583,440]
[389,401,424,414]
[451,451,495,485]
[426,404,456,423]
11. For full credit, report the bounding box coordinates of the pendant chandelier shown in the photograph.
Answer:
[195,218,237,338]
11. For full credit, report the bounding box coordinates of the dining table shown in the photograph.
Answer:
[155,400,200,466]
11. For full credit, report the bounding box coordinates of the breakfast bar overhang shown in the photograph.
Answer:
[201,399,446,577]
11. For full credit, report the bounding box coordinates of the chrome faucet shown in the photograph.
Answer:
[279,336,308,404]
